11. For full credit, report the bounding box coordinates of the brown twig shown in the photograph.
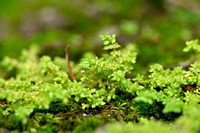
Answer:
[66,46,76,81]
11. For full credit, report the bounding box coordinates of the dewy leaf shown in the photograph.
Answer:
[80,93,85,98]
[107,95,111,102]
[104,40,110,45]
[75,96,80,102]
[100,101,106,105]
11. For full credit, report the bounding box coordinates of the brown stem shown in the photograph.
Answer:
[66,46,76,81]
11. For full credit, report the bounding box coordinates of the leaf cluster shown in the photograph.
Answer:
[0,33,200,132]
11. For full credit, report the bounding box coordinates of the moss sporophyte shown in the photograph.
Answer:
[0,33,200,132]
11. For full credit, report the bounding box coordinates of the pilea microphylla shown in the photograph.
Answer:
[0,33,200,132]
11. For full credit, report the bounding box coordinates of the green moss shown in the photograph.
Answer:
[0,33,200,132]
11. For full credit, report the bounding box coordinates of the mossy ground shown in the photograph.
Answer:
[0,0,200,133]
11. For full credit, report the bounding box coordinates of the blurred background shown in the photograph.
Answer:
[0,0,200,73]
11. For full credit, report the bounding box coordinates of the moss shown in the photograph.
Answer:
[0,33,200,132]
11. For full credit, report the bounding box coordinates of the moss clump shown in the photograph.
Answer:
[0,33,200,132]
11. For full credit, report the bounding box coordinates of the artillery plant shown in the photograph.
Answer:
[0,33,200,132]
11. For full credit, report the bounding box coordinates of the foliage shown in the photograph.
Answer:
[1,0,200,73]
[0,33,200,132]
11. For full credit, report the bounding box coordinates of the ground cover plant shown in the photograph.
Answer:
[1,0,200,133]
[1,0,200,71]
[0,33,200,132]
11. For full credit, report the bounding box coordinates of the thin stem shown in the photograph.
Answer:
[66,46,76,81]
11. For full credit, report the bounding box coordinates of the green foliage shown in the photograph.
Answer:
[183,39,200,52]
[0,33,200,132]
[1,0,200,132]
